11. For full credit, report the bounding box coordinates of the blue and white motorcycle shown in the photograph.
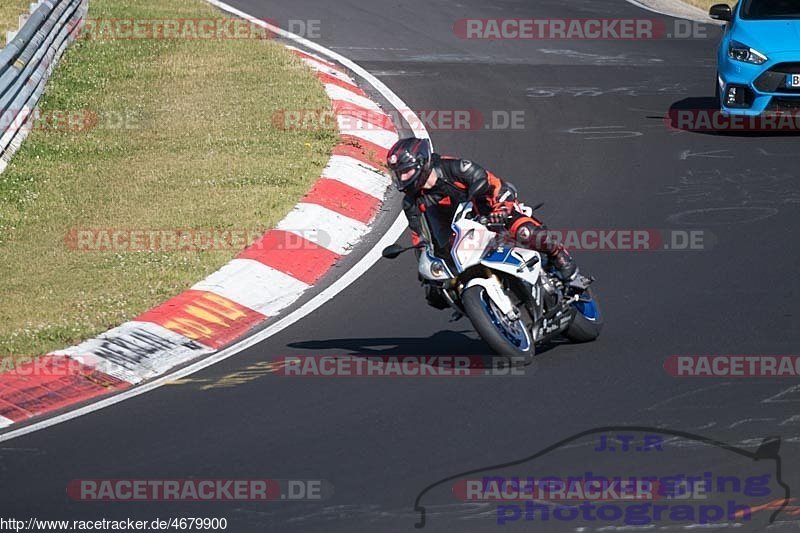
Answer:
[383,202,602,364]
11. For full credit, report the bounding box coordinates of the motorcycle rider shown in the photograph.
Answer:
[386,137,579,307]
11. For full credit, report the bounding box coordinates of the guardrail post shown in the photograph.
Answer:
[0,0,87,174]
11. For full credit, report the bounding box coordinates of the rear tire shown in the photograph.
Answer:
[461,285,535,365]
[564,287,603,343]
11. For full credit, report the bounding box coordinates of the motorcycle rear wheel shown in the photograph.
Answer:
[564,287,603,342]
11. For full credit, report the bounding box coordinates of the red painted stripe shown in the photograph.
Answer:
[332,100,395,131]
[0,356,129,423]
[136,290,265,349]
[0,50,398,430]
[303,178,380,224]
[316,73,365,96]
[332,142,386,169]
[339,134,389,164]
[238,230,341,285]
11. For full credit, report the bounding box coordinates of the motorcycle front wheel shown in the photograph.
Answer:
[461,285,535,365]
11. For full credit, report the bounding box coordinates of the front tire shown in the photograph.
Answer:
[564,287,603,343]
[461,285,534,365]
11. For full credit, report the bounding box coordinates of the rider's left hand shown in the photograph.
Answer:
[488,201,515,225]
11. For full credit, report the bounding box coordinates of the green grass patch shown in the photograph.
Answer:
[0,0,337,358]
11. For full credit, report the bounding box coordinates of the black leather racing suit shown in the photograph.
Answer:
[402,154,575,308]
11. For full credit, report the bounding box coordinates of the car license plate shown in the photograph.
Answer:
[788,74,800,88]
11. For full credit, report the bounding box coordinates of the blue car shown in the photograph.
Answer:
[710,0,800,115]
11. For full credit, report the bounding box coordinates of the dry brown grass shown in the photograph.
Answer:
[0,0,30,35]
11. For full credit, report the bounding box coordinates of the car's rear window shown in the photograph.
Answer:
[741,0,800,19]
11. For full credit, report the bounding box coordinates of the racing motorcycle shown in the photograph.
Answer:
[382,201,602,365]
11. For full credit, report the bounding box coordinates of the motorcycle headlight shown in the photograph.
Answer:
[421,251,452,280]
[728,41,767,65]
[430,259,447,279]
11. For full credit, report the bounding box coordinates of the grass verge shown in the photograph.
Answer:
[0,0,30,35]
[0,0,337,359]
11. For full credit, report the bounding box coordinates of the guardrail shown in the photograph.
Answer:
[0,0,88,174]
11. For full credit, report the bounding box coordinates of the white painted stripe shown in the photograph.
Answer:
[0,0,431,441]
[54,322,215,385]
[298,55,344,76]
[192,259,309,317]
[278,202,369,256]
[0,416,14,429]
[300,57,358,86]
[322,155,391,200]
[339,121,398,149]
[325,84,380,111]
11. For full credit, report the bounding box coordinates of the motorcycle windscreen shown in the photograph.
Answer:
[422,205,458,260]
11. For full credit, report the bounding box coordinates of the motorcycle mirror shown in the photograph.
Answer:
[382,244,407,259]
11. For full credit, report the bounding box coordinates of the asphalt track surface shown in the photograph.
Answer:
[2,0,800,531]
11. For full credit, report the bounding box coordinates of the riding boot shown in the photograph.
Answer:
[550,248,578,281]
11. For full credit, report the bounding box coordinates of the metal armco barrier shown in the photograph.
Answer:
[0,0,88,174]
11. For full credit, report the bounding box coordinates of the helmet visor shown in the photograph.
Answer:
[391,163,421,191]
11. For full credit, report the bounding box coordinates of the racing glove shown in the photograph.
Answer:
[488,201,515,225]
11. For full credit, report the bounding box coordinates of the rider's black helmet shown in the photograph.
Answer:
[387,137,432,195]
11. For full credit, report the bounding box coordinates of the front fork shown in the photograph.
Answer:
[462,275,518,319]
